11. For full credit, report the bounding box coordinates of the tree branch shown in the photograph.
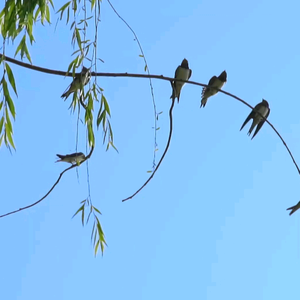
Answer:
[1,53,299,177]
[0,147,94,218]
[122,93,175,202]
[106,0,159,170]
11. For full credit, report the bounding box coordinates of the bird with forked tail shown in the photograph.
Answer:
[240,99,270,140]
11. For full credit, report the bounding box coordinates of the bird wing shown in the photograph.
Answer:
[201,76,217,97]
[240,110,256,131]
[208,76,217,86]
[61,76,79,98]
[61,83,72,98]
[188,69,192,80]
[174,65,180,79]
[251,108,270,140]
[170,66,180,99]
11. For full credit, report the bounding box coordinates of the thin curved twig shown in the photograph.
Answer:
[122,94,175,202]
[0,147,94,218]
[1,53,299,175]
[104,0,158,169]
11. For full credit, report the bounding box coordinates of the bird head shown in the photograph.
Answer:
[262,99,269,107]
[219,70,227,82]
[181,58,189,68]
[82,66,89,73]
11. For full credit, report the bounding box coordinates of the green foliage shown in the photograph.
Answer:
[14,34,32,63]
[0,0,114,152]
[0,63,18,150]
[73,198,107,256]
[0,0,111,256]
[96,93,117,152]
[0,0,54,149]
[0,0,53,55]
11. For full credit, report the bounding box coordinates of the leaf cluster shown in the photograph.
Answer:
[73,198,106,256]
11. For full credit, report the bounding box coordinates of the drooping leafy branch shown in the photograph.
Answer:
[0,61,17,150]
[72,197,107,256]
[0,0,110,255]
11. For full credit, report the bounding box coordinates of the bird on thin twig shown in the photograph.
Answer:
[240,99,270,140]
[56,152,86,165]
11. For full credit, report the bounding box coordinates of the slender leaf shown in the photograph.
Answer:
[96,109,105,128]
[0,116,4,133]
[87,122,94,147]
[57,1,71,14]
[109,141,119,153]
[81,205,85,226]
[2,80,16,119]
[92,206,102,215]
[45,5,50,23]
[91,0,96,10]
[5,123,15,149]
[5,63,17,96]
[14,35,26,58]
[75,27,82,51]
[5,107,12,132]
[102,94,110,116]
[72,204,84,219]
[94,239,100,256]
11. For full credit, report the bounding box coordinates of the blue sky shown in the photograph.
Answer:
[1,0,300,299]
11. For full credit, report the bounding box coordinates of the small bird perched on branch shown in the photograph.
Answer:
[56,152,86,164]
[61,66,91,99]
[170,58,192,102]
[200,70,227,108]
[240,99,270,140]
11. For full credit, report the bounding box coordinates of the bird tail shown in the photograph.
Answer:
[240,114,252,132]
[240,122,247,131]
[55,154,65,162]
[61,90,70,99]
[200,97,207,108]
[170,81,177,102]
[170,90,179,102]
[247,122,256,136]
[287,204,298,216]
